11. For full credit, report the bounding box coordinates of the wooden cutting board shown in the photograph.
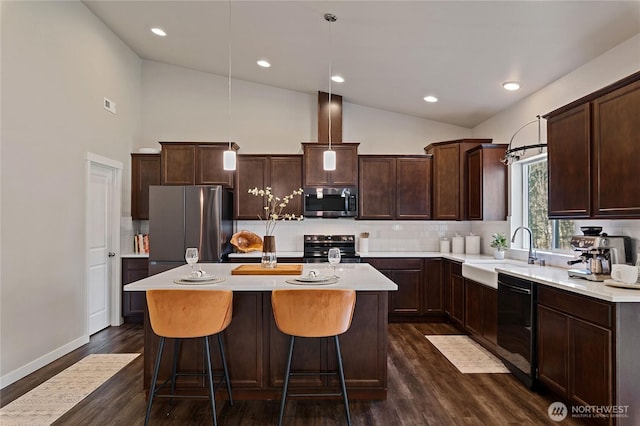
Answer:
[231,264,304,275]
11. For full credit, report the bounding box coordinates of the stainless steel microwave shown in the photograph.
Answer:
[303,187,358,218]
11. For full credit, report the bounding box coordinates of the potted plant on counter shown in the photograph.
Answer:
[490,233,508,259]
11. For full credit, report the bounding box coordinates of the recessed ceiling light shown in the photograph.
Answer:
[151,27,167,37]
[331,75,344,83]
[257,60,271,68]
[502,81,520,91]
[423,95,438,103]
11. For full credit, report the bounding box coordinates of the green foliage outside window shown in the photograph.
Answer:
[526,160,574,251]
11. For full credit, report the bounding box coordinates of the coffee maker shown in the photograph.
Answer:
[567,234,633,281]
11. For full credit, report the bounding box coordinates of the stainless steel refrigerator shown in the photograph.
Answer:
[148,185,234,275]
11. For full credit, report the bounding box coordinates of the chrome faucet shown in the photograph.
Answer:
[511,226,537,264]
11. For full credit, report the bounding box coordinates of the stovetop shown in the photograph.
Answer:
[303,234,357,259]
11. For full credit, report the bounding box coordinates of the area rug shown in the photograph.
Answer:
[425,335,509,374]
[0,353,140,425]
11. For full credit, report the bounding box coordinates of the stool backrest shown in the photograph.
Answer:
[146,289,233,338]
[271,289,356,337]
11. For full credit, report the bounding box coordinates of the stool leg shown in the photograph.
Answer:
[217,333,233,406]
[169,338,181,402]
[145,336,165,426]
[278,335,295,426]
[204,336,218,426]
[334,335,351,426]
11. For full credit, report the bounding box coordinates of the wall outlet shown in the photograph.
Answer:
[103,97,116,114]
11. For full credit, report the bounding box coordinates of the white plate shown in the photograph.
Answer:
[181,274,217,282]
[294,275,333,282]
[286,277,338,286]
[604,279,640,290]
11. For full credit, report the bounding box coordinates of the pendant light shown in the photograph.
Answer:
[323,13,337,171]
[223,0,237,171]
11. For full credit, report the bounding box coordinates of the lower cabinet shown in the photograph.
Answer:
[464,278,497,349]
[449,262,465,329]
[366,258,443,322]
[122,257,149,323]
[538,286,614,424]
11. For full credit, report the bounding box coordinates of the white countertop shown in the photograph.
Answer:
[121,253,149,258]
[124,263,397,292]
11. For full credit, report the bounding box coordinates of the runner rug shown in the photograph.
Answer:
[0,353,140,425]
[425,335,509,374]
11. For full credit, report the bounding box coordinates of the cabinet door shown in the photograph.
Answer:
[331,145,358,186]
[131,154,161,220]
[358,157,395,219]
[432,144,460,220]
[569,317,612,408]
[389,269,423,315]
[443,261,451,315]
[547,104,591,218]
[303,145,330,186]
[396,157,431,219]
[482,286,497,345]
[270,156,303,216]
[466,149,483,220]
[537,305,569,397]
[592,79,640,218]
[197,145,234,187]
[122,258,149,320]
[235,156,269,219]
[450,273,465,328]
[423,259,442,313]
[161,144,196,185]
[464,279,483,336]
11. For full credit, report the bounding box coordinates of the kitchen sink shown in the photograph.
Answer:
[462,260,537,288]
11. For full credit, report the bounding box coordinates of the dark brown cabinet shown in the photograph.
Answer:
[537,286,613,418]
[466,145,507,221]
[424,139,493,220]
[121,257,148,322]
[160,142,238,187]
[368,258,423,317]
[545,71,640,219]
[302,143,358,187]
[464,278,497,349]
[131,153,161,220]
[358,156,432,220]
[442,260,464,329]
[423,259,443,314]
[234,155,303,220]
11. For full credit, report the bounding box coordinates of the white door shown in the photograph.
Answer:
[86,154,122,335]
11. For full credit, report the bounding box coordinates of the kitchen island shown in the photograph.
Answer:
[124,263,397,400]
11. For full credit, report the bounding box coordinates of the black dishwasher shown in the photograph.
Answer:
[497,273,537,389]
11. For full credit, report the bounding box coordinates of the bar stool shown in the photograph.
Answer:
[271,288,356,426]
[144,289,233,426]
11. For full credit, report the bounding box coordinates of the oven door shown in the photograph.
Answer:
[497,273,537,388]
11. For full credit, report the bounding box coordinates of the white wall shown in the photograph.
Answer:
[1,1,141,385]
[139,60,472,154]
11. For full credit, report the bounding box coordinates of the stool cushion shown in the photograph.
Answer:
[146,289,233,338]
[271,289,356,337]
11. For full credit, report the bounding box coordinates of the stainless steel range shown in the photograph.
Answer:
[303,234,360,263]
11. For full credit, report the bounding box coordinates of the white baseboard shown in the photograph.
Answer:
[0,334,89,389]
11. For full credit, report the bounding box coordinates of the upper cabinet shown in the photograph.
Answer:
[424,139,493,220]
[466,145,507,221]
[131,153,161,220]
[359,155,432,220]
[302,143,359,187]
[160,142,238,187]
[545,71,640,219]
[234,155,303,220]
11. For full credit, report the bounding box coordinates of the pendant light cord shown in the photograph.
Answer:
[328,17,332,150]
[227,0,232,151]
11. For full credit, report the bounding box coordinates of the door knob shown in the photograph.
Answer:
[108,252,116,257]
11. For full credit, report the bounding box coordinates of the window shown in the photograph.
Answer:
[520,155,574,251]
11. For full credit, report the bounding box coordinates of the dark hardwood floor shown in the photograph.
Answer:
[1,322,583,425]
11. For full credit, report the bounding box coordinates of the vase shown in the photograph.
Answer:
[493,249,505,260]
[261,235,277,269]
